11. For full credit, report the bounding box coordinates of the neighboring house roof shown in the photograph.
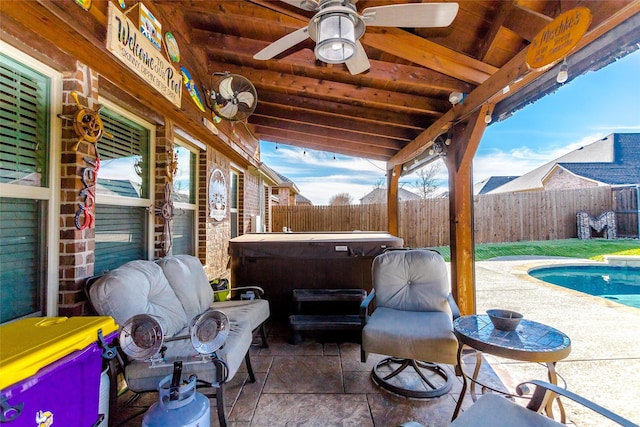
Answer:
[360,187,421,204]
[262,162,316,203]
[295,194,312,205]
[474,176,518,195]
[97,179,140,198]
[488,133,640,193]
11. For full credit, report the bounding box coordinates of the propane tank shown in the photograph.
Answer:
[142,362,210,427]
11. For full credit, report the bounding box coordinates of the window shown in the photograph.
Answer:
[0,42,60,323]
[171,140,197,255]
[94,101,154,274]
[229,170,239,238]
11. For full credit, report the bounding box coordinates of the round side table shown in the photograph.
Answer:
[451,314,571,421]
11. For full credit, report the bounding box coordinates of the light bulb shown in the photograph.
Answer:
[557,58,569,83]
[484,110,492,124]
[449,91,466,105]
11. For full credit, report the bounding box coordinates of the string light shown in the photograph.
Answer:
[484,109,492,124]
[556,58,569,83]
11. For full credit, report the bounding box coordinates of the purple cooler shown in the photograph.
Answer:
[0,316,118,426]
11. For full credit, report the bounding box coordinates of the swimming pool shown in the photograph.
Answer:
[528,264,640,309]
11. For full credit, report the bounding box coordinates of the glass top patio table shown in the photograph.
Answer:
[454,315,572,363]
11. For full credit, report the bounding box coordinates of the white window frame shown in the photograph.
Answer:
[0,40,61,317]
[96,97,156,261]
[230,167,240,238]
[173,136,199,254]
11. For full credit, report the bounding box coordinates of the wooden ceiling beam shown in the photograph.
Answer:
[255,133,395,162]
[252,104,417,141]
[206,60,450,115]
[476,1,517,61]
[256,92,430,129]
[256,131,396,161]
[504,4,553,42]
[251,115,407,148]
[362,28,498,85]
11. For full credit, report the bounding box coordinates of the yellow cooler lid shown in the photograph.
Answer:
[0,316,118,389]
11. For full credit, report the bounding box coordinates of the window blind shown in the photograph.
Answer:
[0,198,44,323]
[0,53,49,186]
[172,209,195,255]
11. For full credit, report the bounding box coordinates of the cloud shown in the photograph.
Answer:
[261,144,390,204]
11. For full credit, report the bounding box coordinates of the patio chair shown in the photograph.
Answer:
[360,248,461,398]
[401,380,638,427]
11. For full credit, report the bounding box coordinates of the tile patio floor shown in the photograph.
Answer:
[111,258,640,426]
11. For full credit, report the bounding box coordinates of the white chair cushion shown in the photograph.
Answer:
[363,307,458,364]
[156,255,214,322]
[372,249,451,315]
[89,260,188,337]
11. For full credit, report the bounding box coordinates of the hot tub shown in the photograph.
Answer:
[229,232,404,318]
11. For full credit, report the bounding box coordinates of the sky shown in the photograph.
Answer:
[259,50,640,205]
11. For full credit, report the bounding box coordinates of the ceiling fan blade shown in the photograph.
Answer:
[237,91,256,108]
[219,76,235,99]
[279,0,318,12]
[361,3,459,28]
[345,41,370,75]
[217,102,239,119]
[254,26,311,60]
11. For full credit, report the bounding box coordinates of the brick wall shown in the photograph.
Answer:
[244,172,260,232]
[264,185,272,232]
[201,150,231,281]
[58,63,99,316]
[544,167,599,191]
[153,121,174,258]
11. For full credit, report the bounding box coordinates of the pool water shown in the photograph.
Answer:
[529,265,640,309]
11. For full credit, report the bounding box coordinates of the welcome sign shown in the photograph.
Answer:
[106,2,182,107]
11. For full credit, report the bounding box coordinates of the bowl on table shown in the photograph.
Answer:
[486,309,523,331]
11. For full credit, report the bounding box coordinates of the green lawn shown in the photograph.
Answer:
[432,238,640,262]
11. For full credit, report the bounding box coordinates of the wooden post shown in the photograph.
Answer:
[387,164,402,236]
[444,104,491,315]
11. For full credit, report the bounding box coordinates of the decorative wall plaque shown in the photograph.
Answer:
[208,168,227,221]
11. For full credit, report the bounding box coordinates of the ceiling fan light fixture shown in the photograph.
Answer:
[315,12,357,63]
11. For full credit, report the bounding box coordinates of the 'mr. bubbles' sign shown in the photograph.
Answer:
[106,2,182,107]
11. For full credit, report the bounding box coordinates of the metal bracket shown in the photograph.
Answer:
[97,329,117,360]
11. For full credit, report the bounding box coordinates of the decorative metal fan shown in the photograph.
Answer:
[254,0,459,75]
[205,73,258,122]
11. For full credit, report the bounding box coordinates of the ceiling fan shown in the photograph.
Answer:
[254,0,459,75]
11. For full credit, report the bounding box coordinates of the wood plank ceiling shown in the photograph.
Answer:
[152,0,638,165]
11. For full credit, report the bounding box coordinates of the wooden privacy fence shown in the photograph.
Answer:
[272,187,637,247]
